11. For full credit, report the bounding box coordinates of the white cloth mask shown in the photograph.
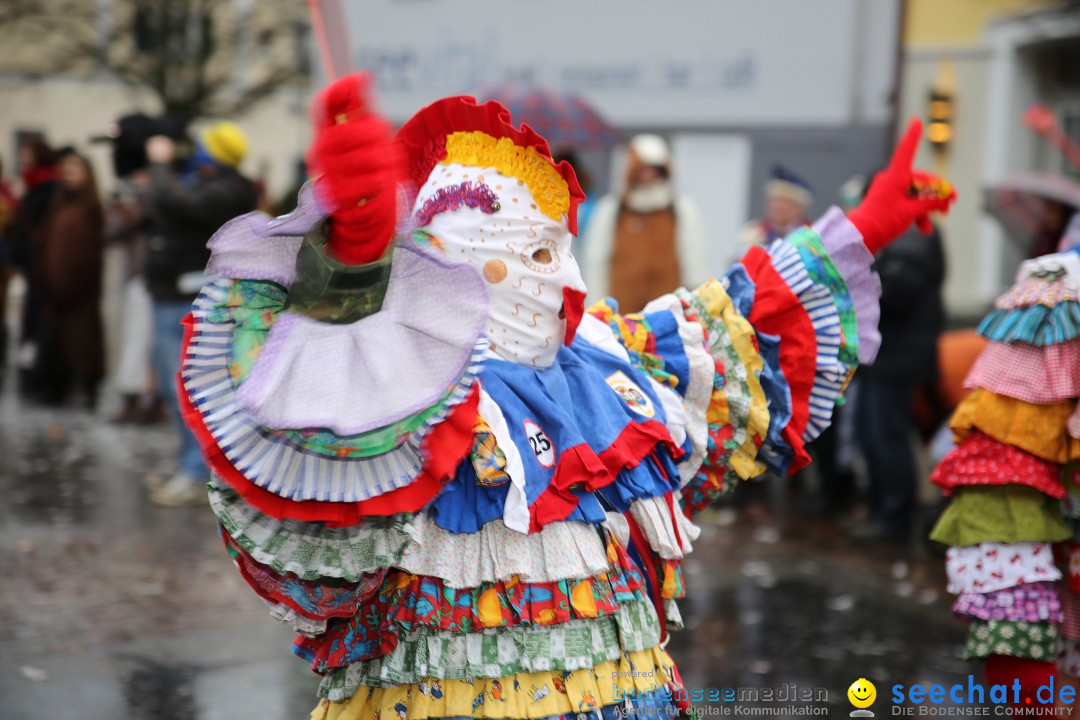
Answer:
[415,163,586,368]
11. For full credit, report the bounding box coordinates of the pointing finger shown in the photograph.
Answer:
[890,117,924,173]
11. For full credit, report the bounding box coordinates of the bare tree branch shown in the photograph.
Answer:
[0,0,311,121]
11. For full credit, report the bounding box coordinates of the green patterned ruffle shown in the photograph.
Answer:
[788,229,860,368]
[965,619,1059,661]
[209,480,415,582]
[210,481,613,587]
[929,485,1070,548]
[317,599,662,700]
[203,279,286,383]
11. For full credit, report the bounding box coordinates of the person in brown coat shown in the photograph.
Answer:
[36,151,105,407]
[582,134,706,312]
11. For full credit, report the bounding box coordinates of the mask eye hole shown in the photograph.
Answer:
[521,239,561,273]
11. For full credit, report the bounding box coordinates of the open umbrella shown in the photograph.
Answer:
[474,83,620,151]
[982,171,1080,251]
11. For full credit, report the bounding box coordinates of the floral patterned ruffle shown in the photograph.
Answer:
[965,619,1059,661]
[930,431,1065,499]
[317,600,662,699]
[674,281,772,516]
[310,646,678,720]
[225,532,385,622]
[295,548,648,672]
[946,542,1061,595]
[210,480,414,582]
[996,274,1077,310]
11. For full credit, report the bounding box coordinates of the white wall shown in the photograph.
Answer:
[670,133,753,276]
[343,0,900,128]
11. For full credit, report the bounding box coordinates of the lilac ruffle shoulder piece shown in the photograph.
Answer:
[202,180,490,437]
[812,207,881,365]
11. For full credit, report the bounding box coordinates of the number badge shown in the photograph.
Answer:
[523,419,556,468]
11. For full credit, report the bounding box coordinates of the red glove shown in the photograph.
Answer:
[306,72,403,265]
[848,118,957,255]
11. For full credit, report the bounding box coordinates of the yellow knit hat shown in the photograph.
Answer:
[200,121,248,168]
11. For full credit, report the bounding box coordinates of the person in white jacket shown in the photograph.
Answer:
[582,134,705,311]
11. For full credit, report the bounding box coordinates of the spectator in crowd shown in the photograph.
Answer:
[582,134,706,311]
[0,157,19,381]
[852,173,947,542]
[36,151,105,407]
[739,164,814,247]
[105,165,162,424]
[143,122,258,506]
[6,138,59,394]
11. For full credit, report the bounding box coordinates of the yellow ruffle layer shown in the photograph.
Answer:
[951,388,1080,464]
[310,647,676,720]
[695,279,770,479]
[443,132,570,224]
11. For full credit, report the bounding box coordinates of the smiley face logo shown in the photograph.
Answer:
[848,678,877,709]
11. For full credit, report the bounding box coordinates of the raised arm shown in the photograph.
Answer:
[305,72,403,265]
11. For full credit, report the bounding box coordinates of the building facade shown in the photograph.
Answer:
[899,0,1079,318]
[343,0,904,278]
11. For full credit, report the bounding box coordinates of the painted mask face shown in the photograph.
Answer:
[415,163,586,368]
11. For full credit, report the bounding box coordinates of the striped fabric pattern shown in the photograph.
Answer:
[789,231,860,367]
[767,238,846,442]
[978,301,1080,347]
[182,280,485,503]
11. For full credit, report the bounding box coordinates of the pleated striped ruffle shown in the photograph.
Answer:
[767,237,847,442]
[977,301,1080,347]
[183,280,485,503]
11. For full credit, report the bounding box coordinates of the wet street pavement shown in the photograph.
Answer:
[0,385,972,720]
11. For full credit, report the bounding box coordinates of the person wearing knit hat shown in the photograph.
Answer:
[200,121,247,168]
[141,124,259,506]
[739,164,815,246]
[182,121,249,179]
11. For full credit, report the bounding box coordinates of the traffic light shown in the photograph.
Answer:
[927,87,954,151]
